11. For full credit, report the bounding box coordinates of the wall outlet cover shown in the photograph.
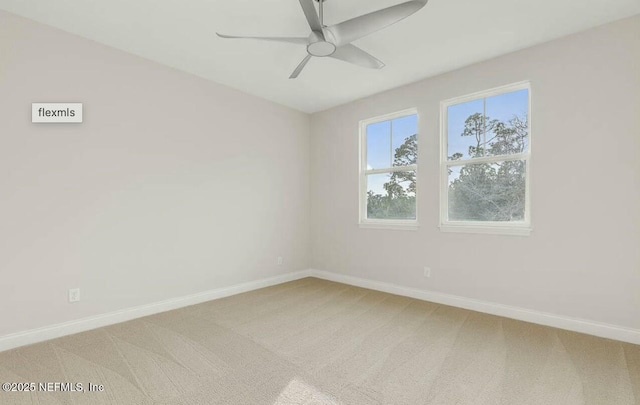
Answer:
[68,288,80,303]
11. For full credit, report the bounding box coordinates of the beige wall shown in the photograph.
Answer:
[310,15,640,330]
[1,10,638,340]
[0,11,310,336]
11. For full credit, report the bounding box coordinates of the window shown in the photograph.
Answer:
[440,82,531,235]
[359,109,418,229]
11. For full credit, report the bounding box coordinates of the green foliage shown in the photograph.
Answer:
[367,134,417,220]
[367,190,416,220]
[366,112,528,222]
[448,114,528,221]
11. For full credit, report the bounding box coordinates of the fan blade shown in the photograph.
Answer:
[325,0,428,46]
[289,54,313,79]
[298,0,324,35]
[331,44,385,69]
[216,33,308,45]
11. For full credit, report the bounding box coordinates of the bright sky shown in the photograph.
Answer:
[448,88,528,160]
[365,89,529,195]
[367,114,417,170]
[447,88,528,184]
[366,114,417,194]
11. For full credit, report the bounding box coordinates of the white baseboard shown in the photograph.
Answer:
[2,268,637,352]
[308,269,640,345]
[0,270,313,353]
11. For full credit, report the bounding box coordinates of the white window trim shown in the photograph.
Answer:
[439,81,532,236]
[359,108,419,230]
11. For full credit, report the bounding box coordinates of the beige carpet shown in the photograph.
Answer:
[0,277,638,405]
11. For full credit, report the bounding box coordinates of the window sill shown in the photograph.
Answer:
[359,222,419,231]
[439,224,532,236]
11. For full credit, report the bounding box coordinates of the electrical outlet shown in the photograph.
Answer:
[277,256,283,265]
[68,288,80,303]
[424,267,431,278]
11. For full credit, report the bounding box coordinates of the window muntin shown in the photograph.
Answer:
[360,109,418,227]
[441,83,531,234]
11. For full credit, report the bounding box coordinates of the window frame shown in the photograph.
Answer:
[439,81,532,236]
[359,108,419,230]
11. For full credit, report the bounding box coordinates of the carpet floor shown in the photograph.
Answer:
[0,277,638,404]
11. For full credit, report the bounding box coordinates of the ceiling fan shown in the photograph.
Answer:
[217,0,429,79]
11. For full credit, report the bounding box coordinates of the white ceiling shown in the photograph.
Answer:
[1,0,638,113]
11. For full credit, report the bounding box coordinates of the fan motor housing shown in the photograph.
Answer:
[307,41,336,57]
[307,30,336,57]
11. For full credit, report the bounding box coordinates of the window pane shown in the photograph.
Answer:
[485,89,529,156]
[366,121,391,170]
[448,160,526,221]
[392,114,418,167]
[367,171,416,220]
[447,98,484,160]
